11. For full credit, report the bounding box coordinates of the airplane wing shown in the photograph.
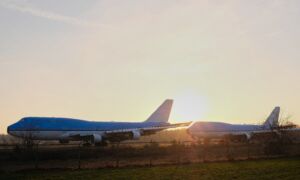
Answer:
[62,122,192,142]
[105,122,192,142]
[106,122,192,134]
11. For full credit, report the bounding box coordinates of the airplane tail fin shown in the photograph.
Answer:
[263,106,280,129]
[144,99,173,123]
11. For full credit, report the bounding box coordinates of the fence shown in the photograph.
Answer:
[1,140,300,172]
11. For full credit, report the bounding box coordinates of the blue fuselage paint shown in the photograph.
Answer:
[7,117,171,141]
[8,117,169,132]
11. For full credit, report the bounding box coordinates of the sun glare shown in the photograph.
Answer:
[172,91,209,122]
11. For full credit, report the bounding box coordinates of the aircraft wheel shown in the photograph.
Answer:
[83,142,92,147]
[24,139,34,148]
[95,141,108,146]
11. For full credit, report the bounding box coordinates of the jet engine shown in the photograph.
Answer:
[92,134,102,144]
[131,130,141,140]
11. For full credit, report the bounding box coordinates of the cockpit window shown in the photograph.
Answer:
[18,118,25,123]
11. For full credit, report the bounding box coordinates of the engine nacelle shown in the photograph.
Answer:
[132,130,141,140]
[92,134,102,144]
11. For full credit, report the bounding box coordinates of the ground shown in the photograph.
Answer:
[1,157,300,180]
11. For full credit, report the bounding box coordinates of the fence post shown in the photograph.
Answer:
[115,142,120,168]
[149,140,153,166]
[225,139,234,161]
[78,143,81,170]
[226,140,230,160]
[247,140,250,160]
[203,144,206,162]
[149,158,152,166]
[34,143,39,169]
[177,141,181,165]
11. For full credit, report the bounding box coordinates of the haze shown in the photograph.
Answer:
[1,0,300,134]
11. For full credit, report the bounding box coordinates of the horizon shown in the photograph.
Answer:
[1,0,300,134]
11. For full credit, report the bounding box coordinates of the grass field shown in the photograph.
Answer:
[1,157,300,180]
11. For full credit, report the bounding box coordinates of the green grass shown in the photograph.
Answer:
[1,157,300,180]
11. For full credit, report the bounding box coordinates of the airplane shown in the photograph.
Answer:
[7,99,191,145]
[187,106,300,142]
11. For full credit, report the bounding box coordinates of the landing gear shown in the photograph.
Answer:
[81,140,108,147]
[59,139,70,144]
[24,139,34,148]
[82,142,92,147]
[95,141,108,146]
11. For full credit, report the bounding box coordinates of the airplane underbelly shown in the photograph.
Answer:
[11,130,107,141]
[191,132,228,138]
[11,131,68,140]
[32,131,65,140]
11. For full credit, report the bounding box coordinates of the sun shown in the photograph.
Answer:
[172,91,209,122]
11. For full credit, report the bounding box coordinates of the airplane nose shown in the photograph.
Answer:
[186,128,191,135]
[7,126,11,134]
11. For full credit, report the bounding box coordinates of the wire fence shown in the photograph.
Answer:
[1,139,300,172]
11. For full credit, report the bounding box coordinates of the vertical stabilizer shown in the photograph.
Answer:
[145,99,173,123]
[263,106,280,129]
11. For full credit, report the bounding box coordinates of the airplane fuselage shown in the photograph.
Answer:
[187,107,282,140]
[7,99,185,144]
[188,122,268,139]
[7,117,169,141]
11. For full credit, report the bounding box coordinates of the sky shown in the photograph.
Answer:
[1,0,300,133]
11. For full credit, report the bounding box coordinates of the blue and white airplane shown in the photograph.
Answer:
[7,99,191,145]
[188,107,283,140]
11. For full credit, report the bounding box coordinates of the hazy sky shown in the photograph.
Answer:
[1,0,300,133]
